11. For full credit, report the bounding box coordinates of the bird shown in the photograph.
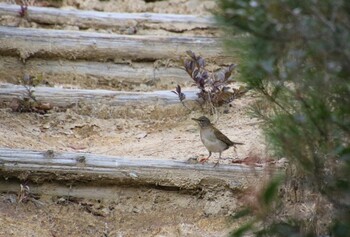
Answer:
[192,116,244,166]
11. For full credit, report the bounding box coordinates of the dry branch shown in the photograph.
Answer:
[0,148,261,190]
[0,4,215,33]
[0,26,229,62]
[0,83,197,107]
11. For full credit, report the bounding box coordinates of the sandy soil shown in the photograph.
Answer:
[0,185,243,237]
[63,0,216,15]
[0,92,266,164]
[1,0,216,15]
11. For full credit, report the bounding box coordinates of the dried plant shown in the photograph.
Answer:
[17,183,30,203]
[171,84,185,102]
[21,74,38,101]
[17,182,44,207]
[171,84,191,111]
[10,74,52,114]
[17,0,35,17]
[173,51,247,115]
[184,50,237,107]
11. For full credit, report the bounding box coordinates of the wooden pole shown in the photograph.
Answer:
[0,26,229,62]
[0,83,198,107]
[0,4,216,33]
[0,56,191,89]
[0,148,263,190]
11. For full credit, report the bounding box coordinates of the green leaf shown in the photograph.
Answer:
[230,221,254,237]
[262,175,283,207]
[231,208,252,220]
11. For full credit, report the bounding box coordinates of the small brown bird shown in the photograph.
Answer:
[192,116,243,165]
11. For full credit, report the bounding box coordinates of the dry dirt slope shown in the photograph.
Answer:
[0,89,267,237]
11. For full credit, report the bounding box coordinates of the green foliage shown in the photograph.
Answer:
[217,0,350,236]
[230,221,255,237]
[261,175,282,208]
[231,208,252,220]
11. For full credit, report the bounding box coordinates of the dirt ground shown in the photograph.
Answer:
[2,0,216,15]
[0,91,266,163]
[0,0,270,236]
[62,0,216,14]
[0,93,267,237]
[0,88,268,237]
[0,0,269,162]
[0,184,244,237]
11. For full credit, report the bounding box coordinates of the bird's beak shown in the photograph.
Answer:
[192,118,200,121]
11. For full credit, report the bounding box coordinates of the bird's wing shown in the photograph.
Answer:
[213,127,234,146]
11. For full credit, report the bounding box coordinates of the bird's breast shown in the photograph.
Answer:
[200,128,228,152]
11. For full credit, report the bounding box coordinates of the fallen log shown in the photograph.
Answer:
[0,4,216,34]
[0,148,262,191]
[0,83,197,107]
[0,26,229,62]
[0,56,191,90]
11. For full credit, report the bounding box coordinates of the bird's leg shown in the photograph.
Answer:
[199,151,211,163]
[214,152,222,167]
[232,146,238,160]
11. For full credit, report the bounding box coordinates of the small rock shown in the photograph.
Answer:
[100,207,110,217]
[276,157,289,167]
[186,157,199,164]
[128,172,138,179]
[5,194,17,204]
[135,132,148,140]
[42,123,51,129]
[132,207,140,213]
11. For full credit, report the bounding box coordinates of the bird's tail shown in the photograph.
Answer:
[231,142,244,147]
